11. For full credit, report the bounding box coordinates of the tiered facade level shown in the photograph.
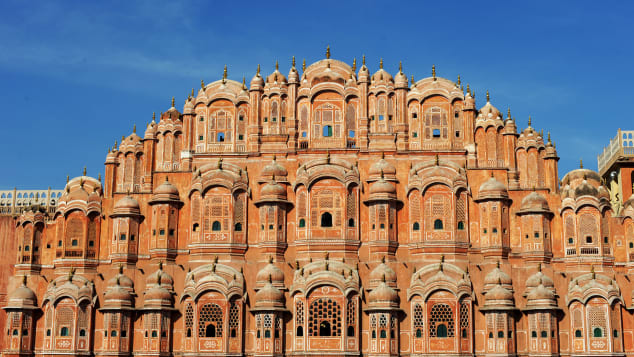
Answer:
[4,53,634,357]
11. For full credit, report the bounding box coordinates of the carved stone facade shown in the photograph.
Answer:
[3,53,634,357]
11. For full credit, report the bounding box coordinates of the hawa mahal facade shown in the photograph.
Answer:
[3,51,634,357]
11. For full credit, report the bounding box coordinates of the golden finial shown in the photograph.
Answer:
[257,64,261,75]
[275,60,279,71]
[590,265,595,279]
[268,255,273,264]
[486,90,490,102]
[399,61,402,73]
[191,88,195,97]
[66,175,69,183]
[292,56,296,68]
[411,75,415,87]
[302,59,306,72]
[133,124,136,133]
[528,116,532,127]
[242,76,246,90]
[171,96,175,107]
[457,75,461,86]
[352,58,357,72]
[21,275,27,286]
[326,45,331,59]
[547,132,551,144]
[432,64,436,80]
[152,112,155,122]
[537,262,542,272]
[379,58,383,69]
[380,169,384,179]
[158,260,163,270]
[83,166,86,176]
[580,159,583,169]
[201,79,205,89]
[507,108,511,119]
[466,84,471,95]
[118,264,123,274]
[382,255,386,264]
[496,260,500,268]
[362,55,366,66]
[435,154,439,165]
[98,173,101,182]
[222,65,227,83]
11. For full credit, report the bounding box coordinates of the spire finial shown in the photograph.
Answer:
[537,262,542,272]
[302,59,306,72]
[580,159,584,169]
[411,75,415,87]
[528,116,532,127]
[21,275,27,286]
[119,264,123,274]
[67,175,69,183]
[326,45,331,59]
[352,58,357,72]
[268,255,273,264]
[496,260,500,269]
[379,58,383,69]
[83,166,87,176]
[171,96,175,107]
[158,260,163,270]
[201,79,205,89]
[507,107,511,119]
[380,168,384,179]
[466,83,471,95]
[382,255,386,264]
[399,61,402,73]
[257,64,261,75]
[486,90,490,102]
[222,65,227,83]
[435,154,439,166]
[547,132,551,144]
[382,274,386,283]
[191,88,195,97]
[133,124,136,133]
[432,64,436,80]
[292,55,296,68]
[152,112,156,122]
[275,60,279,71]
[591,265,595,279]
[457,75,461,86]
[98,173,101,182]
[362,55,366,66]
[242,76,246,90]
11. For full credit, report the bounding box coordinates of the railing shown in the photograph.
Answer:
[580,247,599,255]
[598,129,634,173]
[603,247,611,255]
[299,141,308,149]
[566,248,577,255]
[346,140,357,148]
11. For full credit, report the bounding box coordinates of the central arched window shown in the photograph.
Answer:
[198,303,223,338]
[437,324,448,337]
[212,221,221,231]
[413,222,420,231]
[434,219,444,230]
[309,298,341,337]
[429,303,454,338]
[60,327,69,336]
[321,212,333,227]
[575,329,582,337]
[593,327,603,337]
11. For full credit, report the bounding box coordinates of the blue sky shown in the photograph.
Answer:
[0,0,632,189]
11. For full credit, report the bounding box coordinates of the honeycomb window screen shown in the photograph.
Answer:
[185,304,194,329]
[56,306,74,336]
[229,302,239,337]
[198,303,223,338]
[429,303,454,337]
[295,300,305,326]
[460,302,469,331]
[413,303,424,329]
[308,298,341,337]
[346,298,356,327]
[588,305,606,337]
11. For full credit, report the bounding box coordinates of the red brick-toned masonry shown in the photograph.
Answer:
[3,55,634,357]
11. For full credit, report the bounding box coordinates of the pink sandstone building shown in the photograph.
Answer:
[3,51,634,357]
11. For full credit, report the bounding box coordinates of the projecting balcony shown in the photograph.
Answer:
[598,129,634,174]
[580,247,599,255]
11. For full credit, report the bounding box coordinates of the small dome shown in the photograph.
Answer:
[478,176,508,201]
[288,66,299,83]
[369,261,396,285]
[395,69,408,87]
[369,178,396,196]
[574,180,599,199]
[597,186,610,200]
[358,64,370,81]
[144,285,173,305]
[484,263,512,287]
[254,282,285,310]
[525,270,554,289]
[251,70,264,88]
[108,274,134,290]
[261,158,288,178]
[369,157,396,177]
[87,189,101,203]
[485,284,514,302]
[113,195,140,216]
[67,185,89,202]
[526,284,555,301]
[104,285,133,306]
[266,63,287,84]
[478,101,502,119]
[7,279,37,308]
[256,262,285,285]
[261,180,286,198]
[150,178,181,204]
[79,282,93,297]
[371,67,393,83]
[147,265,174,288]
[368,281,398,304]
[519,192,550,213]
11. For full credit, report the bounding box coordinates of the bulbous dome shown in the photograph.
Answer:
[150,178,181,204]
[113,195,141,216]
[484,263,512,286]
[147,265,174,288]
[368,281,398,304]
[519,191,550,213]
[485,284,514,301]
[372,68,393,83]
[525,270,554,289]
[369,178,396,195]
[478,176,508,201]
[144,285,173,304]
[67,185,89,202]
[395,70,408,87]
[256,262,285,285]
[251,71,264,88]
[369,261,396,286]
[254,281,285,310]
[574,179,599,198]
[478,101,502,119]
[79,282,93,297]
[266,63,287,84]
[104,284,133,305]
[526,284,555,301]
[261,157,288,178]
[369,157,396,177]
[7,280,37,308]
[260,180,286,199]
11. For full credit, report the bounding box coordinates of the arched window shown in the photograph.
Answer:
[198,303,223,338]
[436,324,448,338]
[319,321,331,336]
[429,303,454,338]
[593,327,602,337]
[299,218,306,228]
[434,219,443,230]
[151,330,158,337]
[321,212,333,227]
[413,222,420,231]
[12,329,18,336]
[217,132,225,142]
[111,330,117,337]
[347,325,354,336]
[416,329,422,337]
[531,331,537,337]
[457,221,465,230]
[60,327,69,336]
[541,330,548,338]
[348,218,355,227]
[234,223,242,231]
[186,328,192,337]
[212,221,221,231]
[193,223,200,232]
[461,328,467,338]
[296,326,303,336]
[71,239,78,246]
[498,331,504,338]
[575,329,582,337]
[380,329,387,338]
[205,324,216,337]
